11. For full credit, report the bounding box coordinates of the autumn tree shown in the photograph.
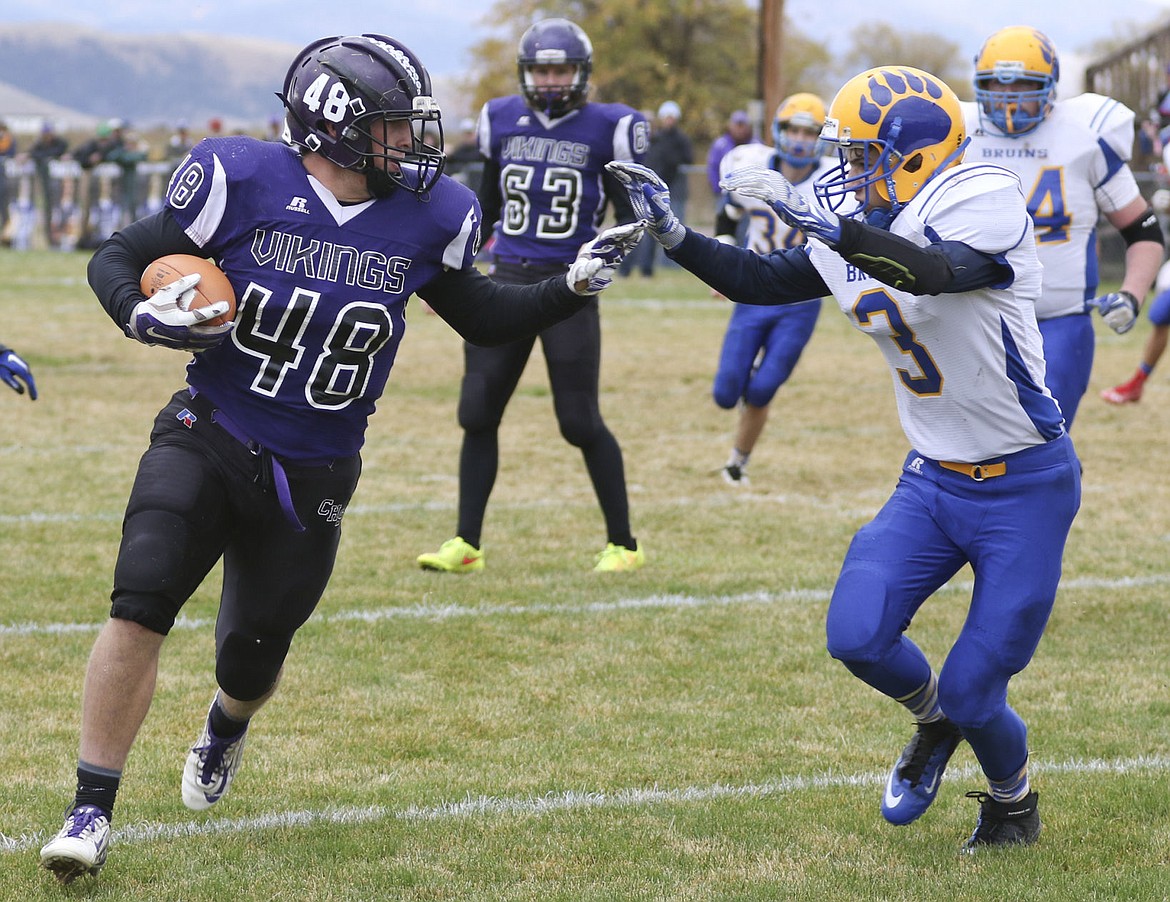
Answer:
[457,0,829,143]
[836,22,971,100]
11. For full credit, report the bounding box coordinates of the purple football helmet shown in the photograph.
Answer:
[279,34,445,196]
[517,18,592,117]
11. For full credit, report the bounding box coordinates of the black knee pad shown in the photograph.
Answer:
[111,509,218,634]
[457,374,505,434]
[554,395,604,448]
[215,629,291,702]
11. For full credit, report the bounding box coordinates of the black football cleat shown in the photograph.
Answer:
[961,790,1041,853]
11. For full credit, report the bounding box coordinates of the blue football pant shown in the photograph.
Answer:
[825,434,1081,781]
[1038,312,1094,430]
[712,300,821,409]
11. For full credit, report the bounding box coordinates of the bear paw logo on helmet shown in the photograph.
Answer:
[815,66,966,215]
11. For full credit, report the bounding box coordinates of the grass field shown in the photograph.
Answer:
[1,248,1168,900]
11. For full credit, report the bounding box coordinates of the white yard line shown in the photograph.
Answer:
[3,573,1169,638]
[4,754,1168,854]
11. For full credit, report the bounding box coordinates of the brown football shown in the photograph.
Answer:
[140,254,237,326]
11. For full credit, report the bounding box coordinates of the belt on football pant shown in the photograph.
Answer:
[938,460,1007,481]
[187,389,307,532]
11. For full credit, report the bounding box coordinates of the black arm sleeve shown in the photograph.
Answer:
[1118,206,1164,248]
[477,157,502,230]
[87,209,206,331]
[834,216,1013,296]
[713,203,739,240]
[665,227,830,304]
[416,266,588,346]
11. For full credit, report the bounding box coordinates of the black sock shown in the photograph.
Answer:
[208,697,249,739]
[74,762,120,818]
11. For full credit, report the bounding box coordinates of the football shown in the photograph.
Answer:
[140,254,237,326]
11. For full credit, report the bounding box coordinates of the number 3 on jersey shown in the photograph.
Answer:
[854,288,943,396]
[501,163,583,238]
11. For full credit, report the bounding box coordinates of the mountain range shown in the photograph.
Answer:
[0,23,466,135]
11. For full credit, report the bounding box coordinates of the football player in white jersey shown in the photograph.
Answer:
[964,26,1163,428]
[710,93,833,486]
[610,65,1080,852]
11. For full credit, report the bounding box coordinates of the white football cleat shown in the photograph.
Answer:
[182,704,248,811]
[40,804,110,884]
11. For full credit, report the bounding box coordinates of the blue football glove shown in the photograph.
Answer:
[567,222,646,295]
[127,272,234,351]
[1086,290,1139,334]
[720,166,842,246]
[0,346,37,400]
[605,161,686,250]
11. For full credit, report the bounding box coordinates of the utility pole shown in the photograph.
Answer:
[759,0,786,127]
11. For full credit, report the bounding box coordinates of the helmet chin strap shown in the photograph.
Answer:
[365,168,398,199]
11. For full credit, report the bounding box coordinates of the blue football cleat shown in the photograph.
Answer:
[881,718,964,825]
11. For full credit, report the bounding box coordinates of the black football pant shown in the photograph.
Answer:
[454,260,634,550]
[110,389,360,701]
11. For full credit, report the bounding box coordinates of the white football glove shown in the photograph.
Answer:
[127,272,234,351]
[605,161,686,249]
[1086,290,1139,335]
[720,167,842,245]
[568,222,646,295]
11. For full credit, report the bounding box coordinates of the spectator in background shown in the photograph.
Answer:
[106,126,149,229]
[446,117,484,193]
[706,109,757,196]
[0,120,15,240]
[1156,63,1170,132]
[74,120,127,249]
[74,121,125,171]
[651,101,693,223]
[167,120,193,164]
[28,122,70,249]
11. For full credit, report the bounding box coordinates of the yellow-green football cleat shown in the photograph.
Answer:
[593,542,645,573]
[417,537,484,573]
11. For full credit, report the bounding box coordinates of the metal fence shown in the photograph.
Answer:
[1,158,177,251]
[1,159,1160,286]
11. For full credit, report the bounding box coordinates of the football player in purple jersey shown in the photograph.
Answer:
[38,33,641,884]
[417,18,650,575]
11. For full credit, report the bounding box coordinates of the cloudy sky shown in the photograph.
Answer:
[3,0,1170,81]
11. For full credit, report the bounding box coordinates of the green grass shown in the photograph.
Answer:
[2,248,1169,900]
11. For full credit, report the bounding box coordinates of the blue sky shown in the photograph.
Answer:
[3,0,1170,80]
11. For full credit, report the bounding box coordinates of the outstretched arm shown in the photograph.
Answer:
[721,166,1013,296]
[419,224,644,345]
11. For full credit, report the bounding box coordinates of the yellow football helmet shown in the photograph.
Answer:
[814,66,967,216]
[973,26,1059,136]
[772,92,827,166]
